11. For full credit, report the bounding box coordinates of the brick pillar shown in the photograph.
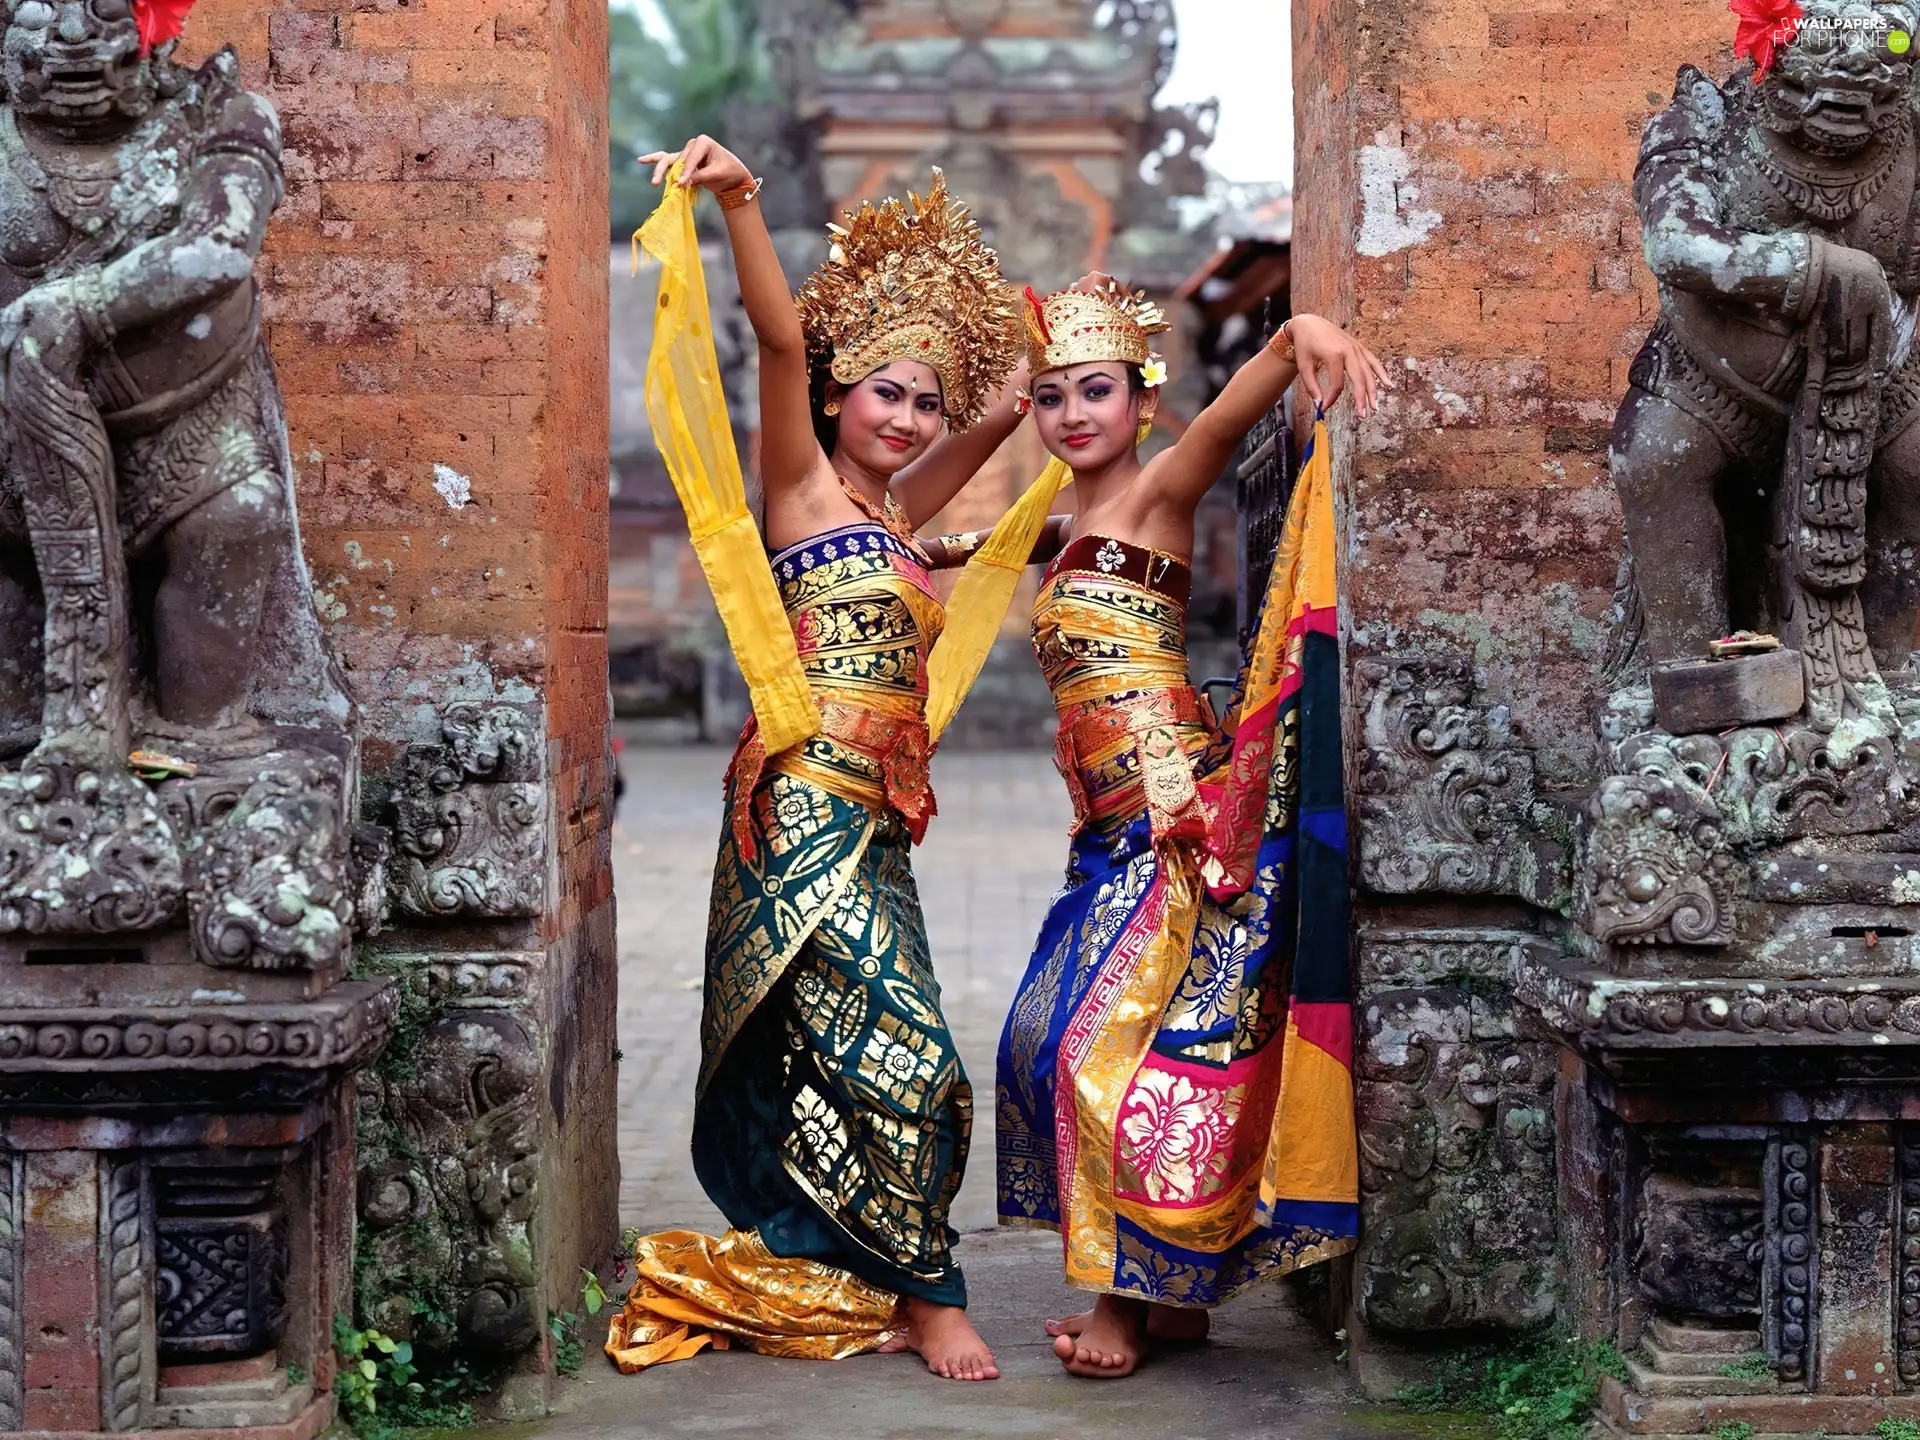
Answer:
[1293,0,1733,773]
[21,1154,99,1433]
[1296,0,1734,1390]
[177,0,615,1413]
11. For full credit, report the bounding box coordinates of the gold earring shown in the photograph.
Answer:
[823,399,841,416]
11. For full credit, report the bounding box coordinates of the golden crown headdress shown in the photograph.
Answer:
[793,170,1019,432]
[1022,278,1172,379]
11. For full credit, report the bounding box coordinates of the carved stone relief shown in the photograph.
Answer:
[0,749,183,935]
[187,755,353,971]
[1764,1133,1816,1384]
[153,1165,288,1361]
[1354,932,1559,1333]
[1634,1170,1763,1321]
[1898,1129,1920,1386]
[1353,654,1565,905]
[356,960,543,1361]
[98,1155,147,1432]
[0,1153,17,1431]
[1579,771,1738,947]
[391,704,546,921]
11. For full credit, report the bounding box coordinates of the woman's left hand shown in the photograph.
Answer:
[1285,314,1393,419]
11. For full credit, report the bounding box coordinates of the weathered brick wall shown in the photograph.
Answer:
[181,0,616,1387]
[1294,0,1731,786]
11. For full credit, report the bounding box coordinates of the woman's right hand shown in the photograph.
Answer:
[637,136,752,194]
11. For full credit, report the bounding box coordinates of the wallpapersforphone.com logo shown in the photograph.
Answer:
[1768,14,1913,49]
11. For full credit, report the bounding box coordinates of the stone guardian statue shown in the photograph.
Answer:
[0,0,354,955]
[1611,0,1920,732]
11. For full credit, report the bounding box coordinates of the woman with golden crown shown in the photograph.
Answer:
[992,278,1389,1377]
[603,136,1027,1382]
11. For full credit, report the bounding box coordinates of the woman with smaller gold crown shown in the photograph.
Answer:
[604,136,1026,1381]
[994,278,1389,1377]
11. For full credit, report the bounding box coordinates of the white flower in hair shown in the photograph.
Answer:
[1141,356,1168,388]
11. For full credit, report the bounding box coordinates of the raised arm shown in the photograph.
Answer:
[1141,314,1390,511]
[642,137,822,498]
[889,361,1030,528]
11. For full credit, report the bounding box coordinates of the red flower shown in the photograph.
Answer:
[132,0,194,54]
[1731,0,1804,80]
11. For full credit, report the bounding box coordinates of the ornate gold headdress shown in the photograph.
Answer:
[1021,278,1172,382]
[793,170,1018,432]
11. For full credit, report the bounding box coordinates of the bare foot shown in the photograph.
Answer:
[1051,1294,1146,1377]
[1046,1302,1210,1344]
[901,1297,999,1381]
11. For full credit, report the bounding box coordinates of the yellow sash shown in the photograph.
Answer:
[923,458,1069,742]
[634,168,819,755]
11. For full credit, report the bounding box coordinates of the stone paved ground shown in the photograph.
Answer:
[541,738,1482,1440]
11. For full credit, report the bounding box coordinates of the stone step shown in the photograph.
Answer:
[149,1381,312,1429]
[156,1369,290,1405]
[1646,1316,1760,1355]
[159,1350,281,1389]
[1624,1350,1778,1398]
[1639,1336,1766,1378]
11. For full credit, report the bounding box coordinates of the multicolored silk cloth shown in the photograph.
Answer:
[996,420,1359,1305]
[608,522,971,1372]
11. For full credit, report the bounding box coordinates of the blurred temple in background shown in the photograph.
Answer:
[607,0,1285,737]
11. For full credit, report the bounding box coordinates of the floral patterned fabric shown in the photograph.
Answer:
[611,523,969,1372]
[693,790,971,1308]
[997,423,1359,1306]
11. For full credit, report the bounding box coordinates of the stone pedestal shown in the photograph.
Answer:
[1516,682,1920,1435]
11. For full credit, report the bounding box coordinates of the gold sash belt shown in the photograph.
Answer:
[728,700,936,861]
[1054,685,1213,840]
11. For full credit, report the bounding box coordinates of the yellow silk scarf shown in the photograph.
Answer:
[634,168,819,755]
[634,170,1071,755]
[923,457,1070,742]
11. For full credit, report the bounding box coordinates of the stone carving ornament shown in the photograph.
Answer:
[1579,769,1738,946]
[358,1010,541,1357]
[187,755,353,970]
[1612,0,1920,728]
[1355,980,1558,1332]
[391,703,546,920]
[1353,653,1559,901]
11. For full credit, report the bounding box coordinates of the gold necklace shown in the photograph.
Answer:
[835,474,920,550]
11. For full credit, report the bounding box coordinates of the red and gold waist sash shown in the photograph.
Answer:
[1053,684,1213,841]
[726,699,935,861]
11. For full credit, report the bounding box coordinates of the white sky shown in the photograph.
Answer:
[616,0,1293,186]
[1160,0,1292,185]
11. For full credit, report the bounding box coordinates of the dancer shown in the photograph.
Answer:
[606,137,1022,1381]
[995,277,1388,1377]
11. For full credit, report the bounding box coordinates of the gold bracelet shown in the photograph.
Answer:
[1268,317,1296,363]
[928,530,982,565]
[717,176,763,212]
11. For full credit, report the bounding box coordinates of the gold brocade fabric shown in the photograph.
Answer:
[764,522,944,814]
[605,1228,903,1372]
[615,519,972,1365]
[1029,537,1213,838]
[997,434,1360,1305]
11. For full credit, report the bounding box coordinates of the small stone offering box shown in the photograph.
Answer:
[1651,649,1806,735]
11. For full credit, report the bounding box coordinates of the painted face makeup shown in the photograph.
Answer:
[832,360,946,475]
[1030,364,1145,470]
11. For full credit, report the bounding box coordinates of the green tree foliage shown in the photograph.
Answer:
[609,0,774,238]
